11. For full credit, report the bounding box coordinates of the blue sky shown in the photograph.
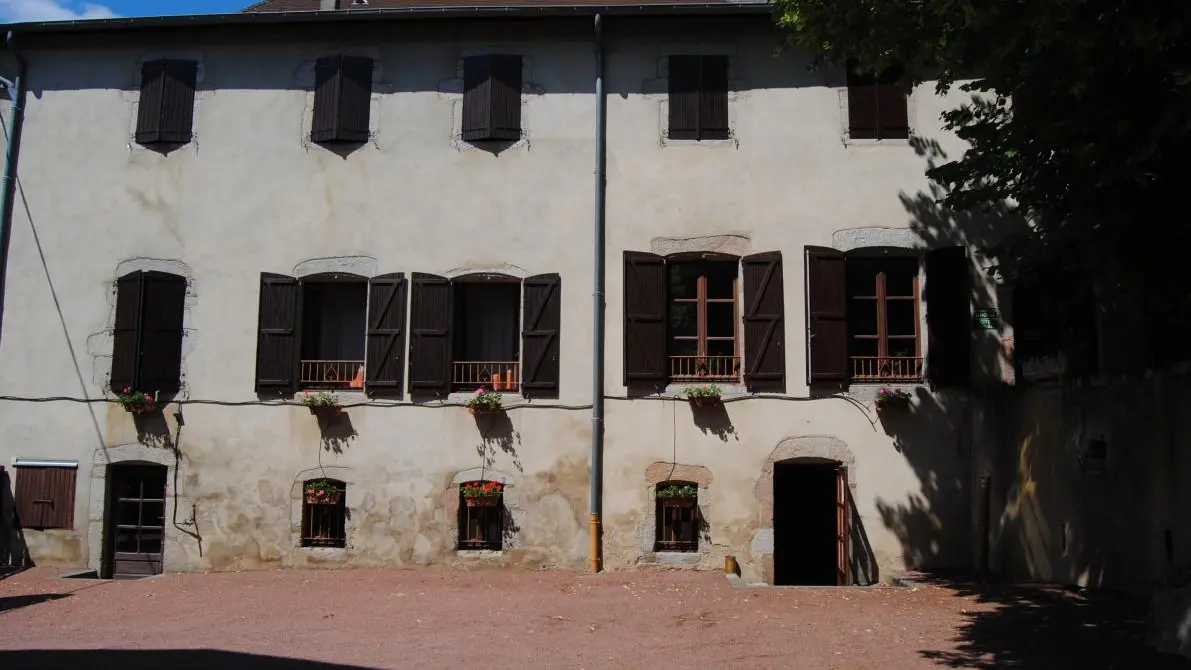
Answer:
[1,0,249,23]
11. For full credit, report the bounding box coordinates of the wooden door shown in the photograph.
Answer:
[108,464,167,578]
[836,466,851,586]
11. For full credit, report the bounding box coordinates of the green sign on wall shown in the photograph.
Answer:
[974,308,999,330]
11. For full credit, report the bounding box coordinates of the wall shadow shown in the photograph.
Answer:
[0,650,383,670]
[317,411,359,454]
[132,411,174,449]
[689,402,738,442]
[474,410,522,473]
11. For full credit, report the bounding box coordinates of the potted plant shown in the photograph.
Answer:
[117,388,157,414]
[684,384,722,408]
[874,388,913,411]
[656,483,698,508]
[466,387,503,415]
[301,391,342,416]
[305,479,343,505]
[461,480,504,507]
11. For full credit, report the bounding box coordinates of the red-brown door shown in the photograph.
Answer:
[836,466,851,586]
[107,464,166,578]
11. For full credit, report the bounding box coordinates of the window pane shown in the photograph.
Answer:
[668,263,699,299]
[847,260,879,298]
[669,302,697,337]
[142,472,166,499]
[885,262,917,297]
[459,282,520,362]
[142,502,165,527]
[115,528,138,553]
[850,337,878,358]
[707,302,735,338]
[304,282,368,361]
[705,263,737,299]
[849,300,878,336]
[139,530,163,554]
[886,300,917,337]
[116,501,141,525]
[669,338,698,357]
[887,339,918,358]
[707,339,736,359]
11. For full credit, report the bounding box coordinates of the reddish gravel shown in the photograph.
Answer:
[0,567,1182,669]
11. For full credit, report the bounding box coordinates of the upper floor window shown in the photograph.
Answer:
[462,54,523,142]
[667,55,730,141]
[805,246,970,387]
[407,273,560,397]
[299,277,368,390]
[846,60,909,140]
[311,55,374,144]
[111,270,187,395]
[135,59,198,146]
[623,252,785,391]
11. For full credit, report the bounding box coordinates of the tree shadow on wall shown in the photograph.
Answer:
[474,411,522,473]
[0,650,383,670]
[689,402,739,442]
[317,411,359,455]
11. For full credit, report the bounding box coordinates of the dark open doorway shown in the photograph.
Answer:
[773,459,850,586]
[103,463,167,579]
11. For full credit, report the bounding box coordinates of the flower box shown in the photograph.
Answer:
[464,496,500,508]
[301,391,342,416]
[306,490,343,505]
[683,385,723,407]
[116,388,158,415]
[874,388,913,411]
[659,497,697,509]
[466,388,503,414]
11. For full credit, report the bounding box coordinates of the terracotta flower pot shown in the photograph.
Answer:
[659,497,697,508]
[465,496,500,507]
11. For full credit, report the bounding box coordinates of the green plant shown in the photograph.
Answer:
[305,479,342,503]
[656,484,698,499]
[300,391,340,408]
[874,388,913,408]
[683,385,722,400]
[116,387,156,414]
[465,387,503,412]
[461,481,504,498]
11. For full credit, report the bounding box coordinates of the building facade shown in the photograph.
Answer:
[0,4,1011,585]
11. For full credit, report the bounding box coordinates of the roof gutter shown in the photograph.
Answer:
[0,32,27,349]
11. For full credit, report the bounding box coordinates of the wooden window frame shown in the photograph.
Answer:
[847,257,922,382]
[654,481,699,553]
[667,55,731,141]
[667,259,740,382]
[300,479,347,548]
[457,483,504,551]
[846,60,909,141]
[13,465,77,530]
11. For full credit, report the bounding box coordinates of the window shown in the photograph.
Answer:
[805,246,970,386]
[457,481,504,550]
[255,272,407,395]
[301,478,346,548]
[846,60,909,140]
[135,59,198,145]
[623,252,785,390]
[407,273,561,397]
[111,271,187,395]
[654,481,698,552]
[14,464,77,530]
[668,55,730,141]
[311,55,374,144]
[462,54,523,142]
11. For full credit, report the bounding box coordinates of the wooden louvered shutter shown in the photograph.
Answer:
[159,60,198,144]
[110,272,144,393]
[490,54,523,141]
[846,62,879,140]
[926,246,971,387]
[462,55,494,142]
[521,273,561,397]
[366,273,407,394]
[699,55,730,140]
[255,273,300,394]
[877,84,909,139]
[805,246,849,383]
[668,56,700,140]
[742,252,785,390]
[138,272,187,394]
[408,273,452,393]
[15,466,75,530]
[135,60,166,144]
[311,56,374,144]
[623,252,667,386]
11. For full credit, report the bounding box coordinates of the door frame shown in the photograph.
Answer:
[102,461,168,579]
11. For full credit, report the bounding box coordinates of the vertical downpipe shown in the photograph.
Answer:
[589,13,607,573]
[0,32,28,344]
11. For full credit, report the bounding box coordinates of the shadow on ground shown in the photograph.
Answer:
[0,593,69,614]
[915,573,1191,668]
[0,650,378,670]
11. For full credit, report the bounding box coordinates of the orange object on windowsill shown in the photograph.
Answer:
[492,371,504,391]
[349,365,364,389]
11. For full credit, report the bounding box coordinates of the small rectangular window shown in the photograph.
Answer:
[462,54,523,142]
[668,55,730,141]
[135,59,198,145]
[14,465,77,530]
[301,479,346,548]
[846,60,909,140]
[311,55,374,144]
[452,281,521,392]
[299,280,367,390]
[458,481,504,551]
[655,482,699,552]
[667,260,740,381]
[846,257,922,381]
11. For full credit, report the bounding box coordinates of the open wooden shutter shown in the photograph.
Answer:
[461,55,492,141]
[135,60,197,145]
[699,55,730,140]
[623,252,667,385]
[137,272,187,394]
[408,273,452,393]
[134,60,166,144]
[365,273,407,395]
[668,56,700,140]
[521,273,561,397]
[926,246,971,387]
[110,272,144,393]
[805,246,849,383]
[14,466,75,530]
[462,55,521,142]
[490,54,523,141]
[311,56,373,144]
[742,252,785,390]
[255,273,300,395]
[836,466,851,586]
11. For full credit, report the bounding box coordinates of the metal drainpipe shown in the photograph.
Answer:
[0,32,28,343]
[588,13,606,573]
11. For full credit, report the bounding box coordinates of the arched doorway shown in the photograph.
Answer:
[773,457,849,586]
[103,462,167,579]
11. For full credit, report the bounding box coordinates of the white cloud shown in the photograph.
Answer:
[0,0,118,22]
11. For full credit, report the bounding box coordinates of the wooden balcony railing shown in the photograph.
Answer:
[453,361,520,392]
[669,355,740,382]
[300,360,365,389]
[850,356,923,382]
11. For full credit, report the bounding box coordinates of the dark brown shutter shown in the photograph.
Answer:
[521,273,561,397]
[255,273,300,395]
[846,61,878,140]
[462,55,494,142]
[623,252,667,385]
[14,466,75,530]
[408,273,452,393]
[137,272,187,394]
[700,55,730,140]
[159,60,198,144]
[462,55,521,142]
[490,54,523,142]
[668,56,700,141]
[310,56,372,143]
[742,252,785,390]
[135,60,166,144]
[365,273,407,394]
[926,246,971,387]
[311,56,343,143]
[877,84,909,139]
[110,272,144,394]
[805,246,849,383]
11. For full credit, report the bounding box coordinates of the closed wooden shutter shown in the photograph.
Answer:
[135,60,197,145]
[668,56,700,140]
[311,56,343,143]
[846,61,878,140]
[490,55,523,141]
[699,55,730,140]
[137,272,187,394]
[462,55,494,142]
[877,84,909,139]
[14,466,76,530]
[255,273,301,394]
[365,273,407,394]
[521,273,561,397]
[623,252,667,385]
[462,55,522,142]
[926,246,971,387]
[805,246,849,383]
[110,272,144,394]
[742,252,785,390]
[408,273,452,393]
[310,56,372,143]
[135,60,166,144]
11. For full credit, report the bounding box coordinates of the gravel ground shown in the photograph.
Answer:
[0,567,1185,670]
